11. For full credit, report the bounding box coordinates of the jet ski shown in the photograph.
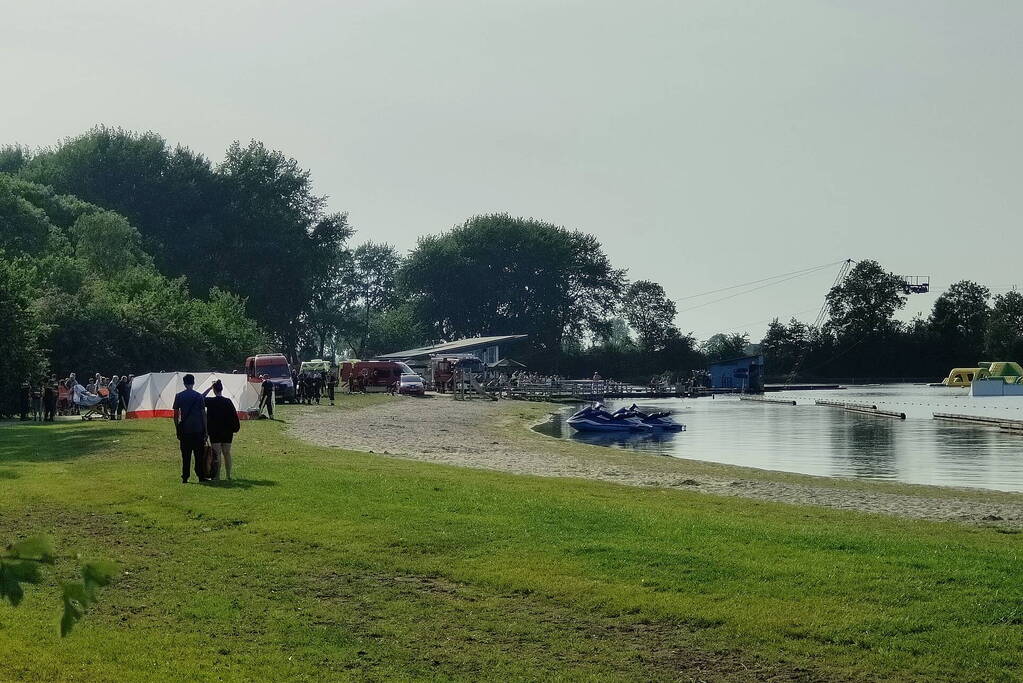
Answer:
[612,404,686,431]
[566,403,652,432]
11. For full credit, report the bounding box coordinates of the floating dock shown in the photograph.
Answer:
[933,412,1023,432]
[815,399,878,410]
[845,405,906,419]
[764,384,843,392]
[738,396,797,406]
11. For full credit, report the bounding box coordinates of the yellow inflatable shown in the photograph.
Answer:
[942,368,984,387]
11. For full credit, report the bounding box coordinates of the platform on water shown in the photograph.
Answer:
[764,383,844,392]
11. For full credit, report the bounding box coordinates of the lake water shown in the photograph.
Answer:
[533,384,1023,492]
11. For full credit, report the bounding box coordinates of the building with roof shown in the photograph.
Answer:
[708,354,764,392]
[375,335,528,367]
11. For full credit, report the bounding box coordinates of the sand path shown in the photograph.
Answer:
[288,396,1023,528]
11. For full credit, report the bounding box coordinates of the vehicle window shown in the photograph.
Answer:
[258,364,291,378]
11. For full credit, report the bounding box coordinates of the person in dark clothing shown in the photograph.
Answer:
[31,382,43,421]
[173,374,208,483]
[116,375,129,419]
[43,378,57,422]
[259,375,275,419]
[326,371,336,406]
[202,380,240,481]
[311,373,322,404]
[123,374,133,412]
[303,373,312,404]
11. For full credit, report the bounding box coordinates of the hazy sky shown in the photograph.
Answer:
[5,1,1021,340]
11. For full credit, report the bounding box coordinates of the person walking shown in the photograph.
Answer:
[202,380,240,480]
[173,374,208,483]
[259,374,275,419]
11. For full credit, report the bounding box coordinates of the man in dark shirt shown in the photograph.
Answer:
[259,375,275,419]
[311,372,322,404]
[173,374,208,483]
[116,375,129,419]
[326,370,336,406]
[43,378,57,422]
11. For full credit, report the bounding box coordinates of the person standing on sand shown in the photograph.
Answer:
[202,379,240,480]
[173,374,208,483]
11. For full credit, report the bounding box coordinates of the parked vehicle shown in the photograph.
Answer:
[245,354,295,402]
[300,359,333,375]
[430,354,485,392]
[340,360,415,392]
[397,373,426,395]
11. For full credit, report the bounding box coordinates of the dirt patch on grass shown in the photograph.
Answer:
[309,569,836,682]
[288,396,1023,528]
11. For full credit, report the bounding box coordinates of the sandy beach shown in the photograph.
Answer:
[289,395,1023,528]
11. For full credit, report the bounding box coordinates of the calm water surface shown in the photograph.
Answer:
[533,384,1023,492]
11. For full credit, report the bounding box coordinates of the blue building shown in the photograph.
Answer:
[708,355,764,392]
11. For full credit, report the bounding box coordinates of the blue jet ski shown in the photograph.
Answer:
[566,403,651,432]
[612,404,686,431]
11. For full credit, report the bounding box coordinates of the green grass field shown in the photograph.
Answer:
[2,397,1023,681]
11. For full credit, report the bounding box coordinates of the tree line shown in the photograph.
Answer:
[758,260,1023,381]
[3,127,1022,415]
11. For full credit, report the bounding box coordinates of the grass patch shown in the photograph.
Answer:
[1,414,1022,680]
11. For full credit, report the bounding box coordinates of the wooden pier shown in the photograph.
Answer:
[502,380,739,402]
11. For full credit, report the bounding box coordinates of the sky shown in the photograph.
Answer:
[4,0,1021,340]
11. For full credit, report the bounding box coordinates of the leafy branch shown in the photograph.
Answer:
[1,534,118,636]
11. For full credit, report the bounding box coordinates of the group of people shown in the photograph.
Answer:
[17,373,134,421]
[507,371,566,387]
[291,370,336,405]
[172,374,241,483]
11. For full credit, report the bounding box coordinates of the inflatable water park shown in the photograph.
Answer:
[941,362,1023,396]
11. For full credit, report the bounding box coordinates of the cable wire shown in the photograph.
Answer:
[676,259,848,301]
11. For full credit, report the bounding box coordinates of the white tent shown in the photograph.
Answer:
[126,372,261,420]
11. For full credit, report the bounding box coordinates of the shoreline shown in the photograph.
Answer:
[286,395,1023,528]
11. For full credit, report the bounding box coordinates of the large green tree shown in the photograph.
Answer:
[400,214,625,354]
[929,280,990,365]
[16,127,352,353]
[0,174,266,382]
[825,260,906,341]
[0,254,48,415]
[701,333,749,363]
[760,318,810,378]
[623,280,679,352]
[986,291,1023,360]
